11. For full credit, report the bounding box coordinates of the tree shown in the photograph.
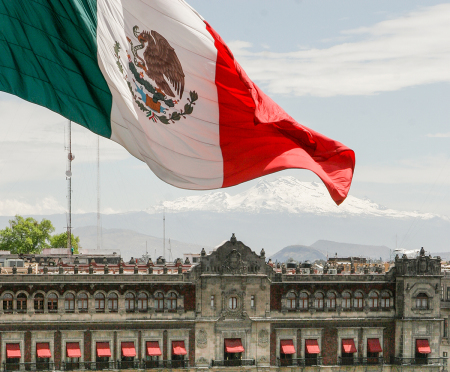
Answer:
[0,215,55,254]
[50,232,80,254]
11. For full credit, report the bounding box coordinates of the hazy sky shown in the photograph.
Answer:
[0,1,449,218]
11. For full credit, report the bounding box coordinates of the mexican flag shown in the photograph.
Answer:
[0,0,355,205]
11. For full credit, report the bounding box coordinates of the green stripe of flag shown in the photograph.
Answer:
[0,0,112,137]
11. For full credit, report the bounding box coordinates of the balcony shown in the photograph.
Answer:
[3,362,55,371]
[391,357,447,366]
[3,360,191,371]
[277,357,323,367]
[338,357,384,366]
[211,359,255,367]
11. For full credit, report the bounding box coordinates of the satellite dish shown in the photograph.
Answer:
[65,171,72,178]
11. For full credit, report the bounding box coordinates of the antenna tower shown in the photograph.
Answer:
[163,208,165,260]
[97,136,102,249]
[65,121,74,251]
[168,238,173,262]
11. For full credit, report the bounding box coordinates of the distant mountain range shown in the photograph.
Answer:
[148,176,442,220]
[1,176,449,256]
[73,226,211,261]
[270,240,392,263]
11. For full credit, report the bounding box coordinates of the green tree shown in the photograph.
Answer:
[0,215,55,254]
[50,232,80,254]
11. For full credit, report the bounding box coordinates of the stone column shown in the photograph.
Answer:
[27,295,34,315]
[88,296,95,314]
[118,295,126,315]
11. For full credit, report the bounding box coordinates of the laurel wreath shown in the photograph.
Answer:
[113,41,198,125]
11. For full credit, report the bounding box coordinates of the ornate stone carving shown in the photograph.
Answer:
[197,329,207,349]
[258,356,269,363]
[258,329,269,348]
[196,357,208,365]
[395,252,441,276]
[222,249,247,274]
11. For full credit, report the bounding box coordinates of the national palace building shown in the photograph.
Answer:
[0,234,448,372]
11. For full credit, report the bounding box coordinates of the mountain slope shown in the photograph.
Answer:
[73,226,210,261]
[270,245,326,263]
[148,176,441,220]
[311,240,391,260]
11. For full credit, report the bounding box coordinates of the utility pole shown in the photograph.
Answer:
[97,136,102,250]
[163,207,165,260]
[66,121,74,252]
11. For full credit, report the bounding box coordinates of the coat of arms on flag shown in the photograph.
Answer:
[0,0,355,203]
[113,26,198,124]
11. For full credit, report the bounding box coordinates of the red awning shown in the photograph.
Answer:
[96,342,111,357]
[367,338,382,353]
[280,340,295,355]
[416,339,431,354]
[36,343,51,358]
[146,341,162,357]
[172,341,187,356]
[224,339,244,353]
[6,344,21,358]
[121,342,136,357]
[342,339,357,353]
[66,343,81,358]
[305,339,320,354]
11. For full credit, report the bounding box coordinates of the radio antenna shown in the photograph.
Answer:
[97,136,102,250]
[65,121,74,252]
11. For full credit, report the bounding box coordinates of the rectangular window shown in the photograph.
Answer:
[251,295,255,308]
[228,297,237,309]
[445,319,448,338]
[447,287,450,301]
[444,352,448,357]
[211,295,215,308]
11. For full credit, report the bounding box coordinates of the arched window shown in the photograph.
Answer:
[416,293,429,309]
[138,293,148,312]
[381,292,391,309]
[65,293,75,312]
[78,293,88,312]
[17,293,27,312]
[108,293,118,312]
[314,293,324,310]
[167,292,177,310]
[48,293,58,312]
[34,293,44,312]
[369,292,379,308]
[154,292,164,311]
[95,293,105,312]
[286,292,296,309]
[299,292,309,309]
[125,293,135,312]
[3,293,13,312]
[228,297,238,310]
[326,292,336,310]
[354,292,364,310]
[342,292,351,309]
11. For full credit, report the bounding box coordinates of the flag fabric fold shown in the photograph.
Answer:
[0,0,355,204]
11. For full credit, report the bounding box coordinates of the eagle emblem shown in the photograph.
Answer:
[113,26,197,124]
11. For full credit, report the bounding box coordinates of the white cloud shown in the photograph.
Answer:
[0,197,66,216]
[228,4,450,97]
[0,98,132,185]
[427,133,450,138]
[355,155,450,185]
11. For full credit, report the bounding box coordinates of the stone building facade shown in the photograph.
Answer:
[0,235,446,371]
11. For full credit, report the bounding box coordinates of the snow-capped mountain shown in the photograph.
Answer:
[148,176,440,220]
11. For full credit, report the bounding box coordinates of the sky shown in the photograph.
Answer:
[0,0,450,220]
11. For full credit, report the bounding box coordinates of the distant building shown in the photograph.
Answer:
[0,237,446,371]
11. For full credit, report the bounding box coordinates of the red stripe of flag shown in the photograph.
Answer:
[205,22,355,205]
